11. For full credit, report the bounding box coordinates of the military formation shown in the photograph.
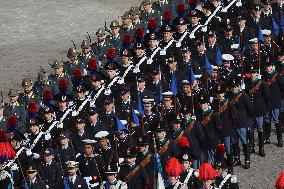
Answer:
[1,0,284,188]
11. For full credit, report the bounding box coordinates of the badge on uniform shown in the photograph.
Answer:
[176,42,181,47]
[147,58,153,64]
[160,50,166,55]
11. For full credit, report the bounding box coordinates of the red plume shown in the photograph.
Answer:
[106,48,116,60]
[135,28,144,38]
[73,68,83,80]
[166,157,183,177]
[28,102,38,113]
[276,171,284,189]
[188,0,197,4]
[177,3,186,13]
[123,34,132,44]
[163,10,171,21]
[58,78,68,90]
[179,136,190,147]
[42,89,53,102]
[0,130,16,161]
[216,144,225,156]
[148,18,157,29]
[88,58,97,71]
[7,116,17,127]
[199,163,218,181]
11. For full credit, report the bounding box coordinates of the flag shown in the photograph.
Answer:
[204,56,213,75]
[158,83,163,103]
[188,66,196,85]
[170,74,178,96]
[272,18,279,37]
[154,153,165,189]
[131,108,140,126]
[215,46,223,66]
[137,94,144,115]
[115,117,127,131]
[258,25,264,42]
[63,177,71,189]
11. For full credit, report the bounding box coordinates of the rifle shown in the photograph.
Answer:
[267,73,278,85]
[201,112,214,128]
[249,80,262,95]
[218,100,229,115]
[71,40,77,50]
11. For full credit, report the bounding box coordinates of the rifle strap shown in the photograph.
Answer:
[231,92,243,105]
[218,100,228,115]
[249,80,262,95]
[201,112,214,127]
[267,73,278,85]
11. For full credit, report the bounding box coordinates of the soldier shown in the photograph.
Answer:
[167,114,183,140]
[107,20,122,52]
[100,97,116,128]
[172,13,191,48]
[132,75,154,106]
[244,63,270,157]
[18,78,40,110]
[87,107,108,136]
[119,147,150,189]
[120,11,135,38]
[140,0,160,26]
[234,15,253,50]
[145,33,163,71]
[100,163,128,189]
[263,58,284,147]
[198,162,218,189]
[56,132,76,175]
[63,161,88,189]
[141,98,159,134]
[24,164,45,189]
[165,157,184,189]
[227,77,253,169]
[73,85,90,118]
[64,47,83,76]
[132,42,149,75]
[262,29,281,58]
[33,70,51,97]
[219,25,240,54]
[178,80,199,112]
[147,68,166,105]
[159,25,179,60]
[219,54,237,83]
[76,139,105,188]
[160,92,178,125]
[38,148,63,189]
[130,6,144,29]
[115,86,133,121]
[78,39,93,67]
[179,45,201,74]
[187,10,205,42]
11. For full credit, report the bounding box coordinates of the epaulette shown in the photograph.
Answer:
[231,174,237,183]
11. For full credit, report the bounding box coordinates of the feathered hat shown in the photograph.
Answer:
[58,78,68,96]
[147,18,157,33]
[199,163,218,181]
[106,47,117,65]
[122,34,132,50]
[73,68,83,87]
[7,116,18,133]
[166,157,184,177]
[135,28,144,43]
[0,130,16,164]
[276,171,284,189]
[42,89,53,106]
[28,102,38,119]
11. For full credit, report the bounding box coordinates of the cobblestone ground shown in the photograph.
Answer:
[0,1,283,188]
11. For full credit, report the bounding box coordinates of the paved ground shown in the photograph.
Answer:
[0,0,283,188]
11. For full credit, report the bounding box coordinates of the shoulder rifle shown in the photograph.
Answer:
[267,73,278,85]
[201,112,214,128]
[249,80,262,95]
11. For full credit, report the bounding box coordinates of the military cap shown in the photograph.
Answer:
[249,38,258,44]
[10,131,26,141]
[82,139,97,146]
[222,54,234,62]
[26,164,37,172]
[137,74,147,82]
[214,159,228,168]
[22,78,33,88]
[237,15,246,21]
[195,40,204,47]
[188,10,201,18]
[151,68,160,75]
[76,118,86,124]
[120,86,130,95]
[89,107,98,116]
[121,11,132,19]
[141,0,152,6]
[181,80,190,85]
[104,97,113,104]
[212,65,219,71]
[37,71,48,84]
[75,85,85,93]
[43,105,54,114]
[104,63,117,70]
[252,4,261,11]
[198,94,210,104]
[262,0,271,5]
[166,54,176,63]
[162,91,173,97]
[231,44,239,50]
[96,28,106,36]
[121,49,131,57]
[59,132,69,139]
[224,25,233,32]
[180,152,192,162]
[134,42,145,49]
[147,32,158,41]
[8,89,19,97]
[208,30,216,36]
[172,17,189,25]
[67,47,77,58]
[154,122,166,132]
[66,161,79,168]
[264,56,274,66]
[126,147,138,158]
[81,40,90,48]
[95,131,109,140]
[160,24,174,33]
[105,163,118,174]
[90,71,104,81]
[262,29,272,37]
[54,93,72,102]
[181,45,192,52]
[247,63,259,73]
[171,114,182,124]
[29,118,40,126]
[50,60,63,69]
[110,20,120,28]
[213,83,227,94]
[130,6,140,16]
[44,148,54,156]
[137,135,150,146]
[181,106,193,114]
[142,98,155,104]
[229,77,241,87]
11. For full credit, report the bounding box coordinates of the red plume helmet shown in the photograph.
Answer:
[106,48,116,60]
[59,78,68,90]
[28,102,38,114]
[0,130,16,162]
[179,136,190,147]
[73,68,83,81]
[163,10,171,21]
[216,144,225,156]
[166,157,183,177]
[7,116,17,133]
[135,28,144,39]
[123,34,132,49]
[177,3,186,17]
[148,18,157,31]
[88,58,97,71]
[42,89,53,106]
[199,163,218,181]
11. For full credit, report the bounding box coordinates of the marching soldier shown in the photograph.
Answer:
[78,39,93,67]
[87,107,108,136]
[120,11,136,38]
[19,78,40,110]
[63,161,89,189]
[262,29,281,59]
[23,164,45,189]
[198,162,218,189]
[64,47,83,76]
[141,98,159,134]
[160,91,178,125]
[100,163,128,189]
[107,20,122,52]
[140,0,161,26]
[33,70,52,97]
[165,157,184,189]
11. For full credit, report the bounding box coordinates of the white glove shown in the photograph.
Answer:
[10,163,19,171]
[72,110,79,117]
[104,88,111,95]
[45,133,51,140]
[192,116,197,120]
[189,33,195,39]
[57,122,64,129]
[117,77,124,85]
[236,0,242,7]
[133,66,140,73]
[201,26,207,32]
[32,153,40,159]
[26,149,32,156]
[147,58,153,65]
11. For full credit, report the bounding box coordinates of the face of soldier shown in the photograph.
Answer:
[27,171,37,180]
[23,86,33,94]
[84,145,94,156]
[231,86,240,93]
[216,93,225,99]
[60,137,69,146]
[224,30,233,38]
[137,81,146,90]
[122,18,132,26]
[58,101,68,110]
[138,145,149,153]
[69,55,77,63]
[278,55,284,62]
[120,92,130,102]
[107,174,116,182]
[88,113,98,123]
[163,32,173,41]
[182,161,191,170]
[98,139,108,149]
[91,80,101,88]
[106,70,116,79]
[148,40,157,49]
[250,43,258,52]
[264,36,271,44]
[163,97,172,107]
[171,123,181,130]
[167,61,177,70]
[202,179,214,189]
[177,24,187,33]
[44,112,54,121]
[104,103,113,112]
[122,56,130,64]
[111,27,120,36]
[208,36,216,45]
[210,0,220,7]
[135,48,145,57]
[183,113,191,120]
[197,44,205,52]
[222,61,231,70]
[44,154,54,164]
[238,19,246,28]
[68,167,77,176]
[200,103,209,111]
[190,17,199,25]
[251,72,259,80]
[155,131,166,140]
[76,122,85,132]
[30,125,39,134]
[215,167,224,176]
[182,84,191,95]
[143,4,152,12]
[252,10,261,18]
[143,104,152,113]
[82,47,90,55]
[10,140,20,148]
[168,176,178,185]
[53,67,63,75]
[263,4,270,12]
[97,35,106,43]
[76,91,85,99]
[181,50,190,60]
[9,96,18,103]
[266,65,274,73]
[133,15,140,22]
[151,73,160,82]
[126,157,136,164]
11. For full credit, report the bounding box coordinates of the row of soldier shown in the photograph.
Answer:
[1,0,284,188]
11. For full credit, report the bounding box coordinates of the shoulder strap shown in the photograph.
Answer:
[218,174,231,188]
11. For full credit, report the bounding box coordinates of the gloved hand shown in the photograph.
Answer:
[32,153,40,159]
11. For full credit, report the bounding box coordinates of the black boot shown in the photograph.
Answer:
[242,143,250,169]
[258,132,265,157]
[249,131,255,153]
[227,153,234,174]
[276,123,283,147]
[280,112,284,133]
[232,143,241,166]
[264,122,271,144]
